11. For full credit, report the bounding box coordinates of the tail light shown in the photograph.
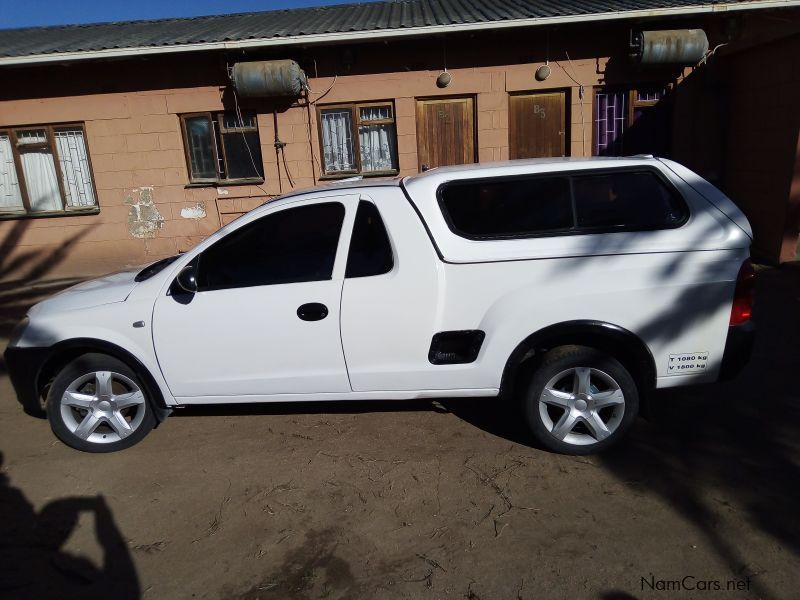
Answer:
[730,259,755,326]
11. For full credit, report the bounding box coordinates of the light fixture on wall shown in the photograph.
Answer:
[535,64,551,81]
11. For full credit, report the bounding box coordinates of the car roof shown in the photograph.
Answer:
[404,155,658,185]
[263,157,658,205]
[274,175,400,198]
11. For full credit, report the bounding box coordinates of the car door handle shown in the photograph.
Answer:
[297,303,328,321]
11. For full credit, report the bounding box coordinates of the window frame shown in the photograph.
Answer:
[592,85,671,157]
[180,111,264,186]
[316,101,399,178]
[628,86,668,117]
[0,122,99,220]
[436,166,689,241]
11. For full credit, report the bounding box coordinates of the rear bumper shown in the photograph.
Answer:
[719,321,755,381]
[3,345,50,416]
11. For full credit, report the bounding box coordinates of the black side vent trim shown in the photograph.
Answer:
[429,330,486,365]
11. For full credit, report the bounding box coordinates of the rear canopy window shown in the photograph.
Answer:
[574,172,686,230]
[439,169,687,239]
[440,177,572,237]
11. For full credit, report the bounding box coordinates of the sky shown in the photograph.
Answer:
[0,0,375,30]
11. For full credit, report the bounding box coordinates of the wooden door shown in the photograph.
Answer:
[416,97,475,170]
[509,92,567,159]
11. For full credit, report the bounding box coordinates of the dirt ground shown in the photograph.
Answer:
[1,267,799,600]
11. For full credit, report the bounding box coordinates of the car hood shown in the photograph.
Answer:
[28,268,141,316]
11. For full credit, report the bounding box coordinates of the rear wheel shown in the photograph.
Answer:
[46,353,156,452]
[523,346,638,454]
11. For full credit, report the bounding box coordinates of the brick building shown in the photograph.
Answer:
[1,0,799,281]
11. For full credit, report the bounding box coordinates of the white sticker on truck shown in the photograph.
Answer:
[667,352,709,375]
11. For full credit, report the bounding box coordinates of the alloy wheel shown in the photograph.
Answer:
[60,371,147,444]
[538,367,626,446]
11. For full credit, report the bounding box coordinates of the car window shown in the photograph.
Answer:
[573,171,686,230]
[438,169,688,239]
[197,202,345,291]
[346,201,393,278]
[439,176,573,238]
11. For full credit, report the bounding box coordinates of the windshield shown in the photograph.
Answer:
[134,255,181,282]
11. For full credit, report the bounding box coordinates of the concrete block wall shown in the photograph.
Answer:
[0,85,277,279]
[3,12,794,279]
[0,53,615,281]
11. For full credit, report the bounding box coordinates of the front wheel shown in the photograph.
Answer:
[523,346,639,455]
[46,353,156,452]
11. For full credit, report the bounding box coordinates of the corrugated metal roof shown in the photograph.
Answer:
[0,0,791,61]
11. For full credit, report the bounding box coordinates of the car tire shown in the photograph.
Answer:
[522,345,639,455]
[46,353,156,453]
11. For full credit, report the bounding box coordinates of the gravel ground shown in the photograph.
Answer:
[1,267,798,599]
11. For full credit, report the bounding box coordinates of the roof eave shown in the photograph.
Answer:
[1,0,797,67]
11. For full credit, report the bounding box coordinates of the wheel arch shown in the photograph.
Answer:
[500,320,656,406]
[37,338,172,422]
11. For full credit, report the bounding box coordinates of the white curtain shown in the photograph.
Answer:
[359,124,396,172]
[0,134,23,210]
[21,149,62,212]
[54,128,97,208]
[358,106,396,172]
[321,110,355,172]
[360,106,391,121]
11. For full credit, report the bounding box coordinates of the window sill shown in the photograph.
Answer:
[185,179,265,189]
[0,207,100,221]
[319,170,399,181]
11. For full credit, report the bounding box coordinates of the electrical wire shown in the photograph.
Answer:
[266,106,295,190]
[699,43,728,65]
[281,148,296,188]
[231,86,271,197]
[305,96,322,180]
[301,66,338,178]
[555,51,587,156]
[273,111,282,195]
[305,74,338,105]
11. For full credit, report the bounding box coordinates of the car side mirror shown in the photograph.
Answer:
[175,263,198,294]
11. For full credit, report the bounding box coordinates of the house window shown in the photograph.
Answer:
[593,87,671,157]
[181,112,264,184]
[318,102,398,176]
[0,124,97,217]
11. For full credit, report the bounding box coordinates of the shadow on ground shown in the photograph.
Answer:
[0,452,139,599]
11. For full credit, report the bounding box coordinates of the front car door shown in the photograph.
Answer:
[152,195,357,400]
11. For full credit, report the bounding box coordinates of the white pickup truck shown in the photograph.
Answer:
[5,157,755,454]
